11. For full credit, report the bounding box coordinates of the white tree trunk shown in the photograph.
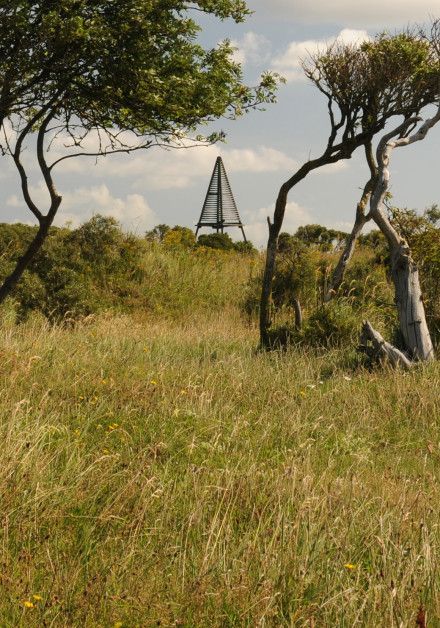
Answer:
[369,109,440,362]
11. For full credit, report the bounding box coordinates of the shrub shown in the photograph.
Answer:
[303,301,361,348]
[197,232,235,250]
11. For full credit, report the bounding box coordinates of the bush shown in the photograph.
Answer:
[303,301,361,348]
[197,232,235,250]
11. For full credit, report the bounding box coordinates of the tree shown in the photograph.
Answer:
[0,0,279,304]
[259,29,440,348]
[360,106,440,364]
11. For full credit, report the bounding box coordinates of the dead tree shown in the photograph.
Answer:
[361,107,440,363]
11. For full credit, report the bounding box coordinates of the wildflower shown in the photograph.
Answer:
[343,375,352,381]
[114,622,124,628]
[74,429,81,437]
[23,601,34,608]
[79,395,84,400]
[180,389,188,395]
[101,379,108,385]
[32,595,43,601]
[150,380,158,386]
[102,448,110,455]
[344,563,357,570]
[299,390,306,398]
[108,423,119,431]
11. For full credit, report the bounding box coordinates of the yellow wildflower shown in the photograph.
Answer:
[114,622,124,628]
[108,423,119,431]
[23,601,34,608]
[150,380,158,386]
[32,595,43,601]
[74,429,81,437]
[299,390,306,398]
[344,563,357,570]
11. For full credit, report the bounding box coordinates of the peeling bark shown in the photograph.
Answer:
[368,109,440,362]
[359,320,413,369]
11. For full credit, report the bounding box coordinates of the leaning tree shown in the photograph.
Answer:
[0,0,279,304]
[259,29,440,349]
[359,104,440,365]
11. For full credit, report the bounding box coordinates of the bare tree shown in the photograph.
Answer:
[361,106,440,363]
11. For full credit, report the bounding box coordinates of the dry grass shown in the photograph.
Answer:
[0,303,439,626]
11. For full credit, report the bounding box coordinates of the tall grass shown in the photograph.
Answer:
[0,250,439,626]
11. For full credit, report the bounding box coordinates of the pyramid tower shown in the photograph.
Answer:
[196,157,247,241]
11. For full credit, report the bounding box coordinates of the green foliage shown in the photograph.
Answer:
[162,226,197,250]
[303,301,362,348]
[294,224,348,251]
[0,218,256,323]
[232,240,257,255]
[0,1,280,147]
[145,224,171,243]
[271,235,316,308]
[198,232,235,250]
[197,232,256,253]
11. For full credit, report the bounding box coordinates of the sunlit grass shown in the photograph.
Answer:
[0,301,439,625]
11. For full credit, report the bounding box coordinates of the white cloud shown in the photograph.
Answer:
[54,144,298,190]
[7,183,157,232]
[243,201,313,247]
[272,29,369,81]
[250,0,438,27]
[231,31,272,66]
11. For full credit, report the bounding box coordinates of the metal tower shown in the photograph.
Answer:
[195,157,247,241]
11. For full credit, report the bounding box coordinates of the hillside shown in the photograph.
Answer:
[0,240,439,626]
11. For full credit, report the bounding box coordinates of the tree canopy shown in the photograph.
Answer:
[0,0,279,303]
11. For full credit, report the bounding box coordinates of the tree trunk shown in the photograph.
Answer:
[260,219,280,347]
[0,200,60,306]
[381,233,433,361]
[368,113,439,362]
[359,320,413,369]
[293,296,302,330]
[259,155,350,348]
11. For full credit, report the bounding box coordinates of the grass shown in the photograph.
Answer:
[0,263,439,626]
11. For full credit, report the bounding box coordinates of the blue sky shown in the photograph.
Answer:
[2,0,440,246]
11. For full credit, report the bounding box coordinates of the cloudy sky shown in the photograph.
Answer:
[2,0,440,246]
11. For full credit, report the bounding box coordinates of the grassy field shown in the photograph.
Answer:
[0,253,440,626]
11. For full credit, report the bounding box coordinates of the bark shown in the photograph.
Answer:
[0,204,60,304]
[0,106,62,307]
[368,109,440,362]
[359,320,412,369]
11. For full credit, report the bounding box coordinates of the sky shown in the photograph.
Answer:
[2,0,440,247]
